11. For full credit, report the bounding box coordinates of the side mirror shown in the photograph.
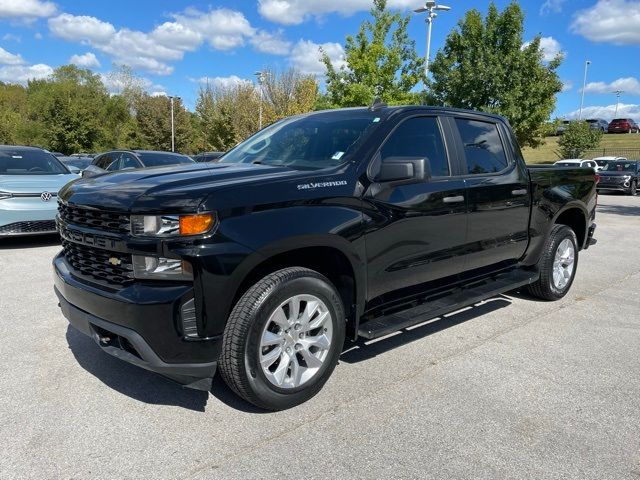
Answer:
[377,157,430,183]
[67,166,81,174]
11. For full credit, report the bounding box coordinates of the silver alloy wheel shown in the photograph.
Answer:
[552,238,575,290]
[259,294,333,389]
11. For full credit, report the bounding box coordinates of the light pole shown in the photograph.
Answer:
[613,90,624,117]
[167,95,180,152]
[254,71,268,130]
[414,1,451,85]
[578,60,591,121]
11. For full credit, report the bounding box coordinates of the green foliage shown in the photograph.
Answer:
[428,1,563,148]
[556,121,602,159]
[134,95,194,152]
[321,0,424,107]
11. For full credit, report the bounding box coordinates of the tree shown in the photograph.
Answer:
[26,65,110,153]
[428,1,563,148]
[557,121,602,159]
[262,68,318,118]
[134,94,194,152]
[0,82,28,144]
[194,82,236,151]
[321,0,424,107]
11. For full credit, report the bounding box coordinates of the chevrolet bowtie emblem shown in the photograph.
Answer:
[108,257,122,266]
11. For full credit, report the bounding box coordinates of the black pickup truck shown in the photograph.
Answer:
[54,106,597,410]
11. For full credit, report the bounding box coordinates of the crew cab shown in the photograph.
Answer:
[53,106,597,410]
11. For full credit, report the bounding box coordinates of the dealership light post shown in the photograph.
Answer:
[414,1,451,85]
[255,71,268,130]
[168,95,180,152]
[613,90,624,117]
[578,60,591,121]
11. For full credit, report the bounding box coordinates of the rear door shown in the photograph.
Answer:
[363,114,468,302]
[451,116,531,274]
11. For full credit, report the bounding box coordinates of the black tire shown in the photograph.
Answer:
[219,267,345,410]
[527,225,579,301]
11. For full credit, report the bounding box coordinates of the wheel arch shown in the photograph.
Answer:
[553,204,588,249]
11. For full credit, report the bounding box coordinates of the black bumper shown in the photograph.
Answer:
[54,253,220,390]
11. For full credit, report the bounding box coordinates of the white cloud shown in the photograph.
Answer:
[69,52,100,68]
[583,77,640,97]
[258,0,418,25]
[0,0,56,20]
[250,30,291,55]
[170,8,255,50]
[572,0,640,45]
[0,63,53,84]
[290,40,345,76]
[34,32,43,40]
[540,0,567,15]
[2,33,21,42]
[564,103,640,121]
[562,80,573,92]
[99,72,165,96]
[523,36,563,62]
[47,8,265,76]
[0,46,26,65]
[48,13,116,43]
[191,75,253,90]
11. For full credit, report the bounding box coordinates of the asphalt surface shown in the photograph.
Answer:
[1,193,639,480]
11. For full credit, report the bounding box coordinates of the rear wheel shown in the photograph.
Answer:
[527,225,579,301]
[219,267,345,410]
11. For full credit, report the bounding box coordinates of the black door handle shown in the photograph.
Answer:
[443,195,465,203]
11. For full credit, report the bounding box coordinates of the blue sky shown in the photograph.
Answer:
[0,0,638,120]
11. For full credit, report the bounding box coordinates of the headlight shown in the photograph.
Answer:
[0,191,13,200]
[132,255,193,280]
[131,213,214,237]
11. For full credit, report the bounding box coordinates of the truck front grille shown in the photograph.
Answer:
[0,220,57,235]
[58,203,130,234]
[62,240,134,286]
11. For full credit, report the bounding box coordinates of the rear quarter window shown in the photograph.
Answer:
[455,118,509,175]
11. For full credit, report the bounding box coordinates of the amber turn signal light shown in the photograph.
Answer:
[179,213,214,235]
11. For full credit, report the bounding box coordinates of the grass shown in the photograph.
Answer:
[522,133,640,164]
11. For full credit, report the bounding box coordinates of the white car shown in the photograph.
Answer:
[554,159,599,170]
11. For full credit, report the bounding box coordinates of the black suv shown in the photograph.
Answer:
[54,106,597,410]
[597,159,640,195]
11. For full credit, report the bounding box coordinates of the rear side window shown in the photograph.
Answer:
[380,117,450,177]
[456,118,509,175]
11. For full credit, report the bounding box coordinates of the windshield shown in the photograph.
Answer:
[63,158,92,169]
[0,148,69,175]
[595,160,611,166]
[137,152,194,167]
[602,162,637,172]
[220,111,382,170]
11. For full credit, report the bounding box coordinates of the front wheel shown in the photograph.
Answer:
[219,267,345,410]
[527,225,579,301]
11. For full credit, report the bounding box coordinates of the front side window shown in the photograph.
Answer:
[137,152,194,167]
[0,149,69,175]
[456,118,509,175]
[220,110,383,171]
[380,117,450,177]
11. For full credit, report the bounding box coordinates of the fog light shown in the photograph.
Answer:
[132,255,193,280]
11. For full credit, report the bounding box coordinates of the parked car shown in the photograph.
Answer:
[556,120,571,135]
[0,145,78,237]
[608,118,639,134]
[597,159,639,195]
[593,156,623,171]
[70,152,96,158]
[553,159,599,170]
[82,150,195,178]
[59,156,93,172]
[585,118,609,132]
[54,106,597,410]
[193,151,225,163]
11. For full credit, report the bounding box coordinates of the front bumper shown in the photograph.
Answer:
[54,253,220,390]
[0,197,59,236]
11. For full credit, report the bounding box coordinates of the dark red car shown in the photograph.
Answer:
[607,118,639,134]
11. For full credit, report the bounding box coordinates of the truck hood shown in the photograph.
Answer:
[58,162,307,212]
[0,174,79,193]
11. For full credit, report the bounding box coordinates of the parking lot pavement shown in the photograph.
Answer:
[0,193,639,480]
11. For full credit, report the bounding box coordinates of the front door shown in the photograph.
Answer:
[363,115,468,305]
